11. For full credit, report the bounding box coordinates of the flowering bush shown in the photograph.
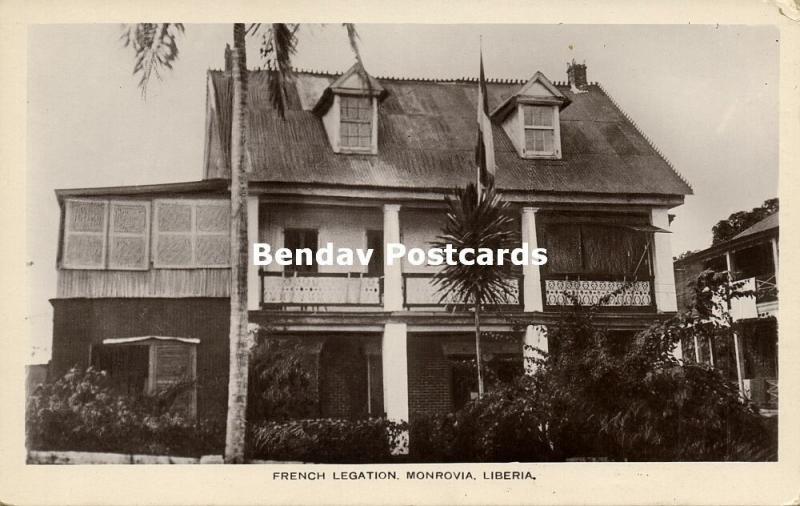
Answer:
[26,367,223,457]
[248,418,407,463]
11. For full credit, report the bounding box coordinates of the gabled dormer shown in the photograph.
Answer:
[492,71,570,160]
[312,63,386,155]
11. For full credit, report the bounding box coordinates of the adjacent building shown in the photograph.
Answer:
[50,55,692,423]
[674,212,778,409]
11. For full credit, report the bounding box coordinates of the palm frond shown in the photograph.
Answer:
[342,24,372,95]
[431,182,521,307]
[258,23,298,119]
[121,23,184,98]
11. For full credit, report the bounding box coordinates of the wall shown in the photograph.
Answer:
[50,298,230,423]
[260,205,382,274]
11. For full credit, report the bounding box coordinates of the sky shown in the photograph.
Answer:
[26,24,779,362]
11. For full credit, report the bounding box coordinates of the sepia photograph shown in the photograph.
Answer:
[23,22,781,465]
[3,5,797,503]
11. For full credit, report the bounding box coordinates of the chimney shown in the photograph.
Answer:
[567,59,588,89]
[224,43,232,72]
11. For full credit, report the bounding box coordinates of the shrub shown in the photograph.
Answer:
[534,305,777,461]
[247,332,319,422]
[410,375,557,463]
[248,418,406,463]
[26,367,224,457]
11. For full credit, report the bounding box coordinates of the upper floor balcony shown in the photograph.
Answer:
[255,203,673,314]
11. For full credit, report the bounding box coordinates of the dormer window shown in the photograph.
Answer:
[340,96,374,150]
[523,105,557,156]
[492,71,570,160]
[312,63,386,155]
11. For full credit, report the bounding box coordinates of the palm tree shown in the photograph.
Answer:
[432,182,520,397]
[123,22,364,463]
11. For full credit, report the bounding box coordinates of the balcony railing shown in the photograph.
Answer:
[542,275,655,308]
[755,274,778,304]
[403,273,522,308]
[261,271,382,307]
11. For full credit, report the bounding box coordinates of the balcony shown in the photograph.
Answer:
[402,273,522,308]
[260,271,382,308]
[542,275,655,309]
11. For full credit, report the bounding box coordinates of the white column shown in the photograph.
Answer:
[521,207,543,312]
[651,208,678,312]
[770,237,779,275]
[523,324,548,375]
[383,204,403,311]
[733,331,746,398]
[382,323,409,454]
[247,195,260,311]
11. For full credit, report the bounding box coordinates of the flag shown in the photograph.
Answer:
[476,50,496,188]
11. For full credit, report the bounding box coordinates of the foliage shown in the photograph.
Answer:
[711,198,778,244]
[248,418,407,463]
[120,24,185,97]
[431,182,521,307]
[537,305,776,461]
[247,329,319,422]
[410,376,557,463]
[26,367,224,457]
[412,294,776,462]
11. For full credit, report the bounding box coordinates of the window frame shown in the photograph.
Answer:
[338,94,377,154]
[61,198,109,270]
[152,199,230,269]
[519,103,561,159]
[107,200,151,271]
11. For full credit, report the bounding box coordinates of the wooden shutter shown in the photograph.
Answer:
[154,199,229,268]
[539,222,582,274]
[150,342,197,417]
[62,199,108,269]
[194,201,230,267]
[108,201,150,270]
[154,200,194,267]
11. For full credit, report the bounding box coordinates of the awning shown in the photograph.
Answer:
[624,224,671,234]
[102,336,200,345]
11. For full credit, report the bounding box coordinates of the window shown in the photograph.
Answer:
[92,337,197,417]
[153,200,229,268]
[62,199,150,270]
[538,215,652,278]
[284,228,318,273]
[340,96,373,150]
[522,105,558,157]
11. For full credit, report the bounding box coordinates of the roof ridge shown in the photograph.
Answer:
[594,82,693,192]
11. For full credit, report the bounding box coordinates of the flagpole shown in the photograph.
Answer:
[476,35,483,205]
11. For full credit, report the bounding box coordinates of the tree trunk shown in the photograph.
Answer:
[474,291,485,398]
[224,22,250,464]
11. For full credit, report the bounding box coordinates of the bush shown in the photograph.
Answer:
[410,376,557,462]
[26,367,224,457]
[247,333,319,422]
[248,418,406,463]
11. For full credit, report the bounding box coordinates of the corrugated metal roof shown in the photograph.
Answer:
[732,212,779,240]
[207,69,692,196]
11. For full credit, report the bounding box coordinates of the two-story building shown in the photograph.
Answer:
[50,55,692,423]
[674,212,778,409]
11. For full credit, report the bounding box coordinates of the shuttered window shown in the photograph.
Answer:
[538,215,652,278]
[62,199,150,270]
[153,200,230,268]
[63,199,109,269]
[108,201,150,270]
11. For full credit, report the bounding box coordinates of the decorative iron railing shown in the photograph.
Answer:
[260,271,382,307]
[543,276,654,308]
[402,273,522,307]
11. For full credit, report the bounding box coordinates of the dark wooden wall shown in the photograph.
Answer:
[50,297,230,422]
